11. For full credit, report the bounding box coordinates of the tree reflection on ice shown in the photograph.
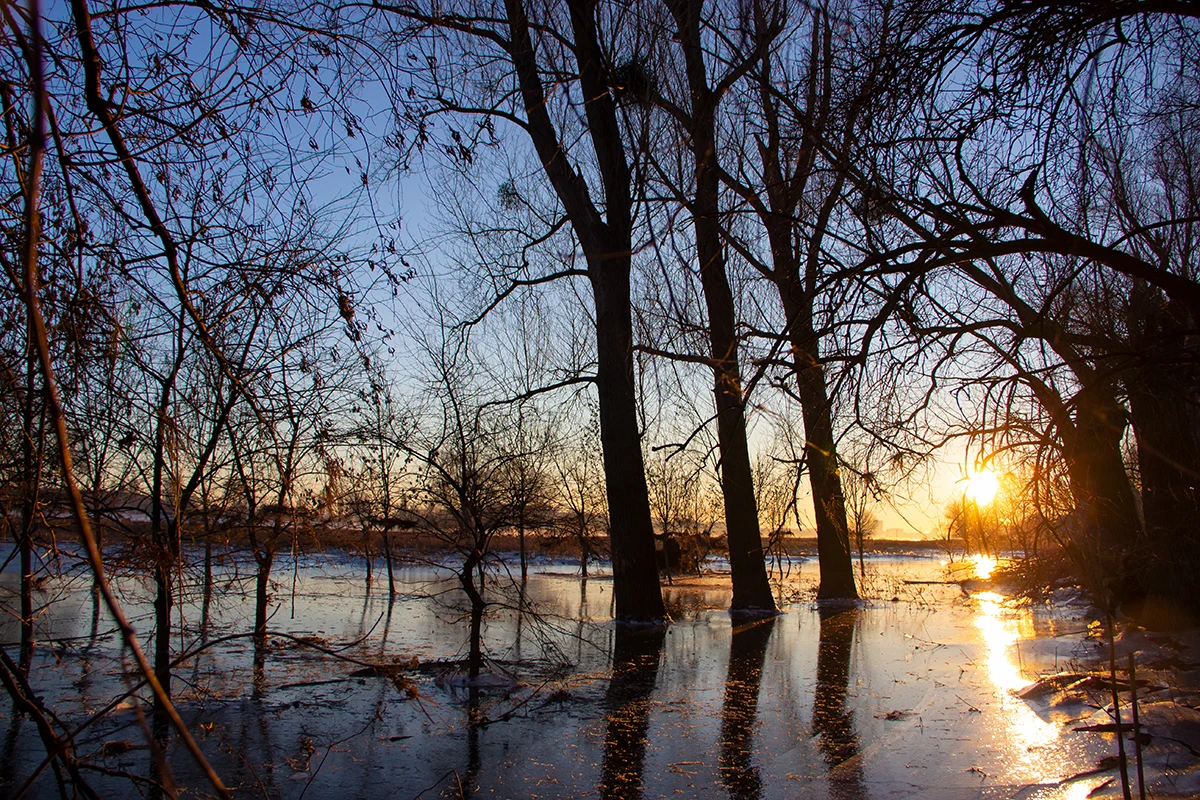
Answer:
[463,687,483,799]
[598,625,666,800]
[813,604,865,800]
[719,615,777,800]
[0,557,1120,798]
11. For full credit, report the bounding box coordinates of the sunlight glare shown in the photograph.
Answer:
[974,591,1058,755]
[969,553,996,579]
[965,467,1000,506]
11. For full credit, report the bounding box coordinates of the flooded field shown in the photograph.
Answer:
[1,548,1123,798]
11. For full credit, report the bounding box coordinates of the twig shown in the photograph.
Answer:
[1129,653,1146,800]
[1107,613,1133,800]
[0,651,99,800]
[297,715,380,800]
[12,4,229,797]
[407,768,464,799]
[955,694,982,713]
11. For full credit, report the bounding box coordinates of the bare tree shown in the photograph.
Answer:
[865,0,1200,612]
[382,0,667,621]
[499,405,557,585]
[394,322,542,677]
[553,423,609,579]
[717,0,901,599]
[647,0,777,612]
[344,378,417,597]
[841,465,881,579]
[753,447,801,581]
[2,3,231,792]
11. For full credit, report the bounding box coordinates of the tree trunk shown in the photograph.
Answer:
[461,554,485,678]
[502,0,664,622]
[254,550,273,641]
[467,604,484,680]
[200,493,214,641]
[668,0,775,614]
[1060,383,1143,606]
[593,265,667,622]
[18,349,39,676]
[579,518,590,578]
[200,561,213,642]
[1125,293,1199,621]
[785,305,858,600]
[802,394,858,600]
[153,550,173,738]
[518,513,528,584]
[362,524,373,589]
[1130,379,1200,617]
[149,343,184,739]
[382,529,396,596]
[203,540,213,601]
[754,69,858,599]
[18,517,32,678]
[150,406,179,738]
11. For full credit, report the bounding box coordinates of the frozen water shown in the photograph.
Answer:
[0,547,1121,798]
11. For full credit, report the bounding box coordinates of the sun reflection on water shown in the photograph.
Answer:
[974,591,1059,758]
[1062,779,1108,800]
[969,554,997,579]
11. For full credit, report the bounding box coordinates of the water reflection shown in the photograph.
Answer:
[719,616,776,800]
[813,604,865,800]
[0,553,1114,798]
[598,626,666,800]
[1,710,21,796]
[974,591,1057,761]
[463,688,483,799]
[969,554,997,579]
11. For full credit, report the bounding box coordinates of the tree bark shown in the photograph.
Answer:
[149,352,183,739]
[461,553,485,678]
[254,551,272,641]
[1066,386,1141,553]
[798,361,858,600]
[517,506,528,584]
[666,0,776,614]
[382,528,396,596]
[1028,376,1143,607]
[502,0,665,621]
[593,264,668,621]
[1125,291,1200,620]
[777,283,859,600]
[362,523,373,588]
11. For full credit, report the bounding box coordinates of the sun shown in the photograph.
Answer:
[965,467,1000,507]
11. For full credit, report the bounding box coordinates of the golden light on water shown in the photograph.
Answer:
[965,466,1000,506]
[974,591,1058,755]
[969,553,997,579]
[975,592,1034,693]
